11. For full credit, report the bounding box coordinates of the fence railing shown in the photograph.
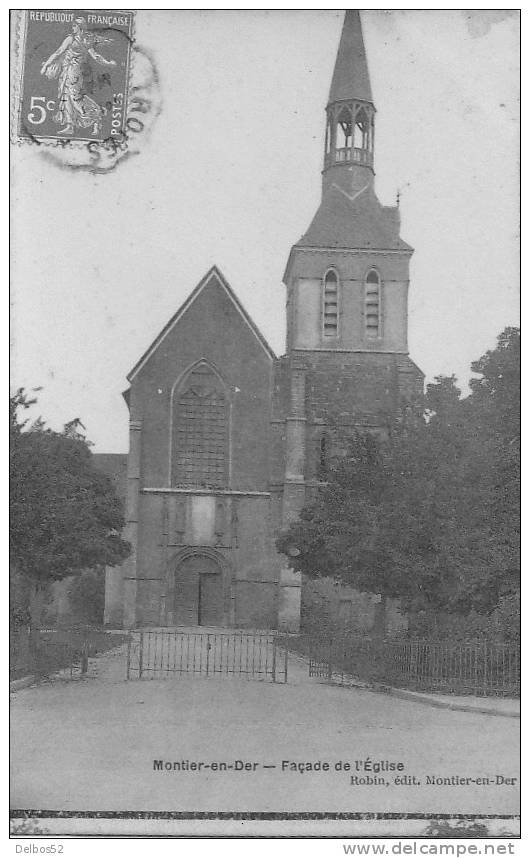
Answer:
[126,630,288,682]
[304,634,520,698]
[10,626,129,681]
[326,147,373,167]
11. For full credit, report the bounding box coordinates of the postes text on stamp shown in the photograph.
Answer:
[13,10,134,144]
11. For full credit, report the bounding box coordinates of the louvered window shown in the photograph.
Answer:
[365,270,381,338]
[323,270,339,337]
[172,364,229,488]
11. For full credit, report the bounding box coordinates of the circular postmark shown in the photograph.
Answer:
[29,45,162,174]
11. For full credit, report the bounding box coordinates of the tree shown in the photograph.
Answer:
[277,328,520,639]
[10,389,130,626]
[66,568,106,626]
[469,326,520,435]
[464,327,520,620]
[277,424,447,629]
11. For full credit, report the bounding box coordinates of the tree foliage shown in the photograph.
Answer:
[66,568,106,626]
[10,390,130,599]
[277,328,520,635]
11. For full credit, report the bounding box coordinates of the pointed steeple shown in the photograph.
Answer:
[322,10,376,195]
[328,10,373,106]
[283,8,411,283]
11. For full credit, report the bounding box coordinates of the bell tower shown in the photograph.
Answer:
[323,9,375,196]
[280,9,424,527]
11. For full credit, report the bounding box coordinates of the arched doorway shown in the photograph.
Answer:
[173,552,225,627]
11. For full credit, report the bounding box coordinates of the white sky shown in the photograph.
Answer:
[11,9,520,452]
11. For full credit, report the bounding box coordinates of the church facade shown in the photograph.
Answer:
[103,10,424,632]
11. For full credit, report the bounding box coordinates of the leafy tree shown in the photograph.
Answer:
[424,373,462,419]
[278,425,445,628]
[66,568,106,626]
[463,326,520,620]
[10,389,130,627]
[469,326,520,433]
[277,328,520,639]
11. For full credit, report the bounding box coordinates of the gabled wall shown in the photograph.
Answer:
[110,270,288,629]
[129,273,274,492]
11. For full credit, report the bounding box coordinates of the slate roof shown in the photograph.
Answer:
[296,184,413,252]
[329,10,373,105]
[127,266,276,382]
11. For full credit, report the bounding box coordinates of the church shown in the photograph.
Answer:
[102,10,424,632]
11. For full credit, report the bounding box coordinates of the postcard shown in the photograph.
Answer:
[10,9,520,840]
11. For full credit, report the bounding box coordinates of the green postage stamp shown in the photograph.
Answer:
[12,9,135,144]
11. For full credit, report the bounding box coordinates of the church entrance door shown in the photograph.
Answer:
[173,553,224,627]
[198,572,223,626]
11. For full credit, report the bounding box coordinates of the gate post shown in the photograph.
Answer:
[206,634,211,677]
[272,635,277,683]
[283,643,288,684]
[126,634,131,680]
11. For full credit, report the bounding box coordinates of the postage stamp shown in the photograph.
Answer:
[12,10,135,144]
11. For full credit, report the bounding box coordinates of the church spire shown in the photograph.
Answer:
[328,10,373,105]
[323,10,375,194]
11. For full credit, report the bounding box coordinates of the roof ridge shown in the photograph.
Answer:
[127,266,276,382]
[293,185,413,253]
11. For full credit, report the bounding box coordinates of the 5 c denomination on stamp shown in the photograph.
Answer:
[12,9,134,144]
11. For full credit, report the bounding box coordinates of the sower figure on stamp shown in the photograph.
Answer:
[40,16,116,137]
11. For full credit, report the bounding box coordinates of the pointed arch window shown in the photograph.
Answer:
[323,269,339,337]
[365,269,381,338]
[171,363,229,488]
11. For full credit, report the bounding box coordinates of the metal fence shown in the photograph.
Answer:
[126,630,288,682]
[307,634,520,697]
[10,626,129,681]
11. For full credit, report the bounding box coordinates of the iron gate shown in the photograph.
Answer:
[126,630,288,682]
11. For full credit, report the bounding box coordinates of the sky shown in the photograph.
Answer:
[11,9,520,452]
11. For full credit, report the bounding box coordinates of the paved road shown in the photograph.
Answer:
[11,644,519,817]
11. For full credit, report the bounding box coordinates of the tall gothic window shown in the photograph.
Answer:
[172,363,229,488]
[323,269,339,337]
[365,269,381,338]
